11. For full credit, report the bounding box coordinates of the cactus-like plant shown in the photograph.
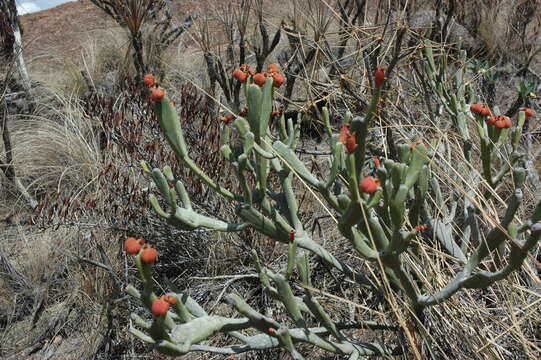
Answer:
[123,61,541,357]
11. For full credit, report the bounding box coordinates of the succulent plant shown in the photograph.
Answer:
[123,60,541,357]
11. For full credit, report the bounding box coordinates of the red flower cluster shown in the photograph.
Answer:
[140,244,158,263]
[143,73,166,102]
[143,74,155,87]
[470,104,491,117]
[124,237,158,263]
[339,124,357,154]
[124,237,144,254]
[233,64,251,83]
[151,295,178,316]
[487,115,512,129]
[359,176,380,194]
[232,64,285,88]
[521,107,535,118]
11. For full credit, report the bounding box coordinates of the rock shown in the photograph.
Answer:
[410,10,482,52]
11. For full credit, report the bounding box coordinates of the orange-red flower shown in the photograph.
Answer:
[233,67,249,83]
[140,245,158,264]
[149,88,165,102]
[232,68,244,80]
[487,115,512,129]
[124,237,144,254]
[339,124,357,154]
[374,67,385,88]
[143,74,156,87]
[253,73,267,86]
[470,104,491,117]
[151,298,170,316]
[497,117,512,129]
[162,295,177,306]
[267,64,280,73]
[272,73,285,88]
[522,107,535,118]
[359,176,380,194]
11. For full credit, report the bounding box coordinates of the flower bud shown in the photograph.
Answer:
[374,67,385,88]
[339,124,357,154]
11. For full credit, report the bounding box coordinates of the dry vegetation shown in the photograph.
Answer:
[1,0,541,359]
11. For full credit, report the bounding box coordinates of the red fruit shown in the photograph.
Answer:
[272,73,285,88]
[143,74,155,87]
[253,73,267,86]
[268,328,277,335]
[140,246,158,263]
[239,64,251,72]
[151,298,170,316]
[470,104,491,116]
[124,237,143,254]
[415,224,427,232]
[268,64,280,73]
[359,176,379,194]
[339,124,357,154]
[374,67,385,88]
[239,107,248,117]
[149,88,166,102]
[522,108,535,117]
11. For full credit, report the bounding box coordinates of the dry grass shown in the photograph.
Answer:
[12,93,102,195]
